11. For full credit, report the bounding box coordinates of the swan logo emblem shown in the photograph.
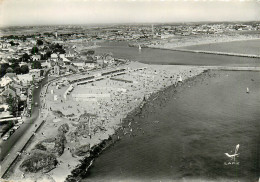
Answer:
[224,144,240,165]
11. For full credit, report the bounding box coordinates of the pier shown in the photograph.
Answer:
[203,66,260,71]
[150,47,260,59]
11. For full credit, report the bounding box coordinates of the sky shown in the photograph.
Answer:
[0,0,260,27]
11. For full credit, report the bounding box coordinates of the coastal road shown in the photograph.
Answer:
[0,74,49,162]
[0,65,128,161]
[0,68,95,163]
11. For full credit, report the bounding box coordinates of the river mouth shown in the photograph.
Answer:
[83,70,260,182]
[94,42,260,67]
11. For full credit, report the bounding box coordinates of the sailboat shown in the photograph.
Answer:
[246,87,249,93]
[138,45,142,50]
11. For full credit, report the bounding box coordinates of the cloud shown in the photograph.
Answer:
[0,0,260,27]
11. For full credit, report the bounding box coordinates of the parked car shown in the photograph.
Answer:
[18,120,24,125]
[13,125,20,130]
[2,134,9,141]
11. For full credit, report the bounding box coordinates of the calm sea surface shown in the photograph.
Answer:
[94,41,260,66]
[83,70,260,182]
[82,42,260,181]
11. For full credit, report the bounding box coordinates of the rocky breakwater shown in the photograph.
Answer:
[65,135,118,182]
[19,124,69,173]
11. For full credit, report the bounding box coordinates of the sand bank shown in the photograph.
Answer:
[149,34,260,49]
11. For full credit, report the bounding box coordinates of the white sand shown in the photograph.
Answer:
[149,34,260,49]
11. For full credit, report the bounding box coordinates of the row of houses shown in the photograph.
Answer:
[44,51,116,76]
[0,69,42,118]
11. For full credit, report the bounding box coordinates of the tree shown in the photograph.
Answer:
[50,43,65,54]
[46,51,52,58]
[21,53,30,62]
[9,58,19,64]
[6,95,18,116]
[37,39,43,46]
[20,65,29,74]
[56,48,65,54]
[31,61,42,69]
[0,63,10,77]
[9,41,15,46]
[14,66,21,74]
[6,67,13,73]
[86,50,95,55]
[31,47,39,55]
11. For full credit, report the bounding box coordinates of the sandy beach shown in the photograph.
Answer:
[7,62,206,182]
[148,34,260,49]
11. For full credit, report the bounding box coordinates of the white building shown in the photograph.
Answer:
[17,74,33,86]
[51,53,58,61]
[0,75,14,87]
[73,62,85,70]
[29,69,41,80]
[32,55,41,61]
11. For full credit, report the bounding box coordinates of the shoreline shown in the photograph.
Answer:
[6,62,206,182]
[147,37,260,59]
[4,63,259,182]
[64,69,209,182]
[79,70,260,182]
[148,35,260,49]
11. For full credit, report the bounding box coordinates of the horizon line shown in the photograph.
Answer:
[1,20,260,28]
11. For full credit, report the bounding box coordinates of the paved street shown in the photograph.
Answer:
[0,78,44,162]
[0,74,51,178]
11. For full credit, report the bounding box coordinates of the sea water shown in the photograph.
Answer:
[83,70,260,182]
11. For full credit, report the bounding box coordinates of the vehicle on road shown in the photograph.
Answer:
[9,129,15,135]
[13,125,20,130]
[18,119,24,125]
[2,133,10,141]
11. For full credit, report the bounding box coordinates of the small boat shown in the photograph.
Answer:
[177,75,183,82]
[246,87,249,93]
[138,45,142,50]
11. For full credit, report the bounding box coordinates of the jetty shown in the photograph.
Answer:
[203,66,260,71]
[174,49,260,59]
[149,46,260,59]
